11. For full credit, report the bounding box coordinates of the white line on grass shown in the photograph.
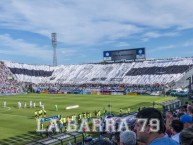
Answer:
[1,106,11,112]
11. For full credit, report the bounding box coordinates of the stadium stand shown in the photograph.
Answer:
[4,61,55,84]
[0,61,24,95]
[2,57,193,95]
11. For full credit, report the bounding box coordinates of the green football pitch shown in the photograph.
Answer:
[0,93,176,144]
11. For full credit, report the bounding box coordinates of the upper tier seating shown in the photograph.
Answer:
[3,57,193,85]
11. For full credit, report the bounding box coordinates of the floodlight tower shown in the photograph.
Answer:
[51,33,57,66]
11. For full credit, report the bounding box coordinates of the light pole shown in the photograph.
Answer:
[51,33,57,66]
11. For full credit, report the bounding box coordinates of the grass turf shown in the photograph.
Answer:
[0,93,176,144]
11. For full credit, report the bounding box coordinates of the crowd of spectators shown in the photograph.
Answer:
[35,101,193,145]
[83,101,193,145]
[32,83,165,95]
[106,101,193,145]
[4,57,193,85]
[0,61,24,95]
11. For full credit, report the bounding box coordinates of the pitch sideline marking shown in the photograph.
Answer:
[1,106,11,112]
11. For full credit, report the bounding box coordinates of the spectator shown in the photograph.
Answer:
[119,131,136,145]
[180,114,193,129]
[111,132,120,145]
[51,122,56,135]
[93,138,113,145]
[179,128,193,145]
[165,111,173,137]
[187,105,193,117]
[45,126,50,138]
[170,120,183,143]
[180,107,187,115]
[134,108,179,145]
[178,112,185,119]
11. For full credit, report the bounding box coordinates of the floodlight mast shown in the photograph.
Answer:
[52,33,57,66]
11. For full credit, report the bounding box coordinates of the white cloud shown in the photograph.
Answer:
[1,0,193,65]
[0,50,19,55]
[115,42,130,47]
[1,0,193,45]
[61,49,77,56]
[149,38,193,53]
[150,45,176,53]
[182,39,193,47]
[0,34,52,59]
[142,31,179,42]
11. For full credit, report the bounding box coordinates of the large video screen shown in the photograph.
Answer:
[103,48,145,61]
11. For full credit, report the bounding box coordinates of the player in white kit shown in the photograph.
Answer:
[39,101,42,107]
[30,101,32,108]
[18,101,21,109]
[4,101,6,108]
[41,104,44,110]
[24,102,27,108]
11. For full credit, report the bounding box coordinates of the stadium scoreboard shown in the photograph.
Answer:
[103,48,146,61]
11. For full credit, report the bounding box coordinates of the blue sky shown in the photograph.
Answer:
[0,0,193,65]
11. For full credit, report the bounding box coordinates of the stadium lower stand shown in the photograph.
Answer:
[0,61,24,95]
